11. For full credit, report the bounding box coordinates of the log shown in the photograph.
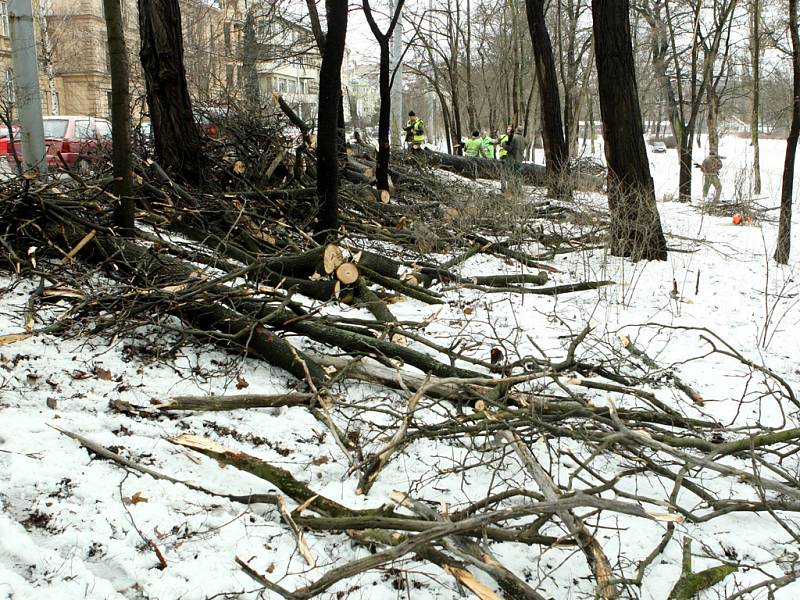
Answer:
[323,244,344,274]
[357,265,443,304]
[178,301,328,385]
[423,148,546,185]
[355,277,396,324]
[155,393,314,411]
[170,434,369,518]
[335,262,359,285]
[274,314,485,379]
[423,148,604,190]
[347,157,375,179]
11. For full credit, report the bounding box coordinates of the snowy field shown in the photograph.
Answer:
[1,135,800,599]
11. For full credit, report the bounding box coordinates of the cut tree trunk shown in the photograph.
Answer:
[424,149,546,183]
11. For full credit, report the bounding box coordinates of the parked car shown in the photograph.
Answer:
[0,125,20,157]
[3,116,112,174]
[652,140,667,153]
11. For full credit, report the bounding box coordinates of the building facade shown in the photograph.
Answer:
[250,12,320,121]
[1,0,241,120]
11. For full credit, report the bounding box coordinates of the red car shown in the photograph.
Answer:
[0,125,19,157]
[4,116,112,174]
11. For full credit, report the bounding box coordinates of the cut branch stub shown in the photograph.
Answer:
[336,262,359,285]
[323,244,345,275]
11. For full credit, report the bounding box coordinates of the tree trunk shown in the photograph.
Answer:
[775,0,800,264]
[750,0,762,195]
[103,0,134,233]
[706,86,719,155]
[138,0,202,184]
[525,0,569,197]
[37,0,59,115]
[363,0,403,192]
[464,0,478,131]
[678,141,693,202]
[314,0,348,242]
[242,10,261,109]
[375,45,391,192]
[592,0,667,261]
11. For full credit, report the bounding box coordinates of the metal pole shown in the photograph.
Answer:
[9,0,47,176]
[389,0,403,148]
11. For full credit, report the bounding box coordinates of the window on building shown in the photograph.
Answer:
[224,23,231,53]
[4,68,14,103]
[0,1,9,38]
[226,64,234,90]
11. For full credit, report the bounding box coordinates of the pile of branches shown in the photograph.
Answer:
[2,109,799,599]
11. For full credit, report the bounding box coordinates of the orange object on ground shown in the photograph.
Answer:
[732,213,743,225]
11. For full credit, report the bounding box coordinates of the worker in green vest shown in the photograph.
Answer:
[404,111,425,150]
[498,126,510,160]
[464,130,483,157]
[480,130,496,159]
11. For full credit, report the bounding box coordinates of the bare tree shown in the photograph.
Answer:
[526,0,569,196]
[103,0,134,232]
[639,0,738,202]
[363,0,404,192]
[309,0,348,241]
[555,0,593,156]
[775,0,799,263]
[36,0,59,115]
[750,0,762,194]
[593,0,668,260]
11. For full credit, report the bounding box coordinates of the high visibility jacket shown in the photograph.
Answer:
[464,137,483,157]
[406,119,425,143]
[480,136,495,159]
[498,134,509,159]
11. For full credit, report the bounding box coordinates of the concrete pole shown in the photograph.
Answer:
[389,0,403,148]
[9,0,47,176]
[426,0,435,147]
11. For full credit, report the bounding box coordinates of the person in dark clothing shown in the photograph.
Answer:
[501,126,527,197]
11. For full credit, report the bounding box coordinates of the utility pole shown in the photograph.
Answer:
[389,0,403,148]
[9,0,47,176]
[426,0,435,146]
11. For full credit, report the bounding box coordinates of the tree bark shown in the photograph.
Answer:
[775,0,800,264]
[37,0,59,115]
[103,0,134,233]
[314,0,348,242]
[363,0,404,193]
[750,0,762,195]
[592,0,667,261]
[706,85,719,155]
[525,0,569,197]
[138,0,202,184]
[242,10,261,109]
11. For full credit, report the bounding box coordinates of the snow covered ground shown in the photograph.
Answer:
[1,135,799,599]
